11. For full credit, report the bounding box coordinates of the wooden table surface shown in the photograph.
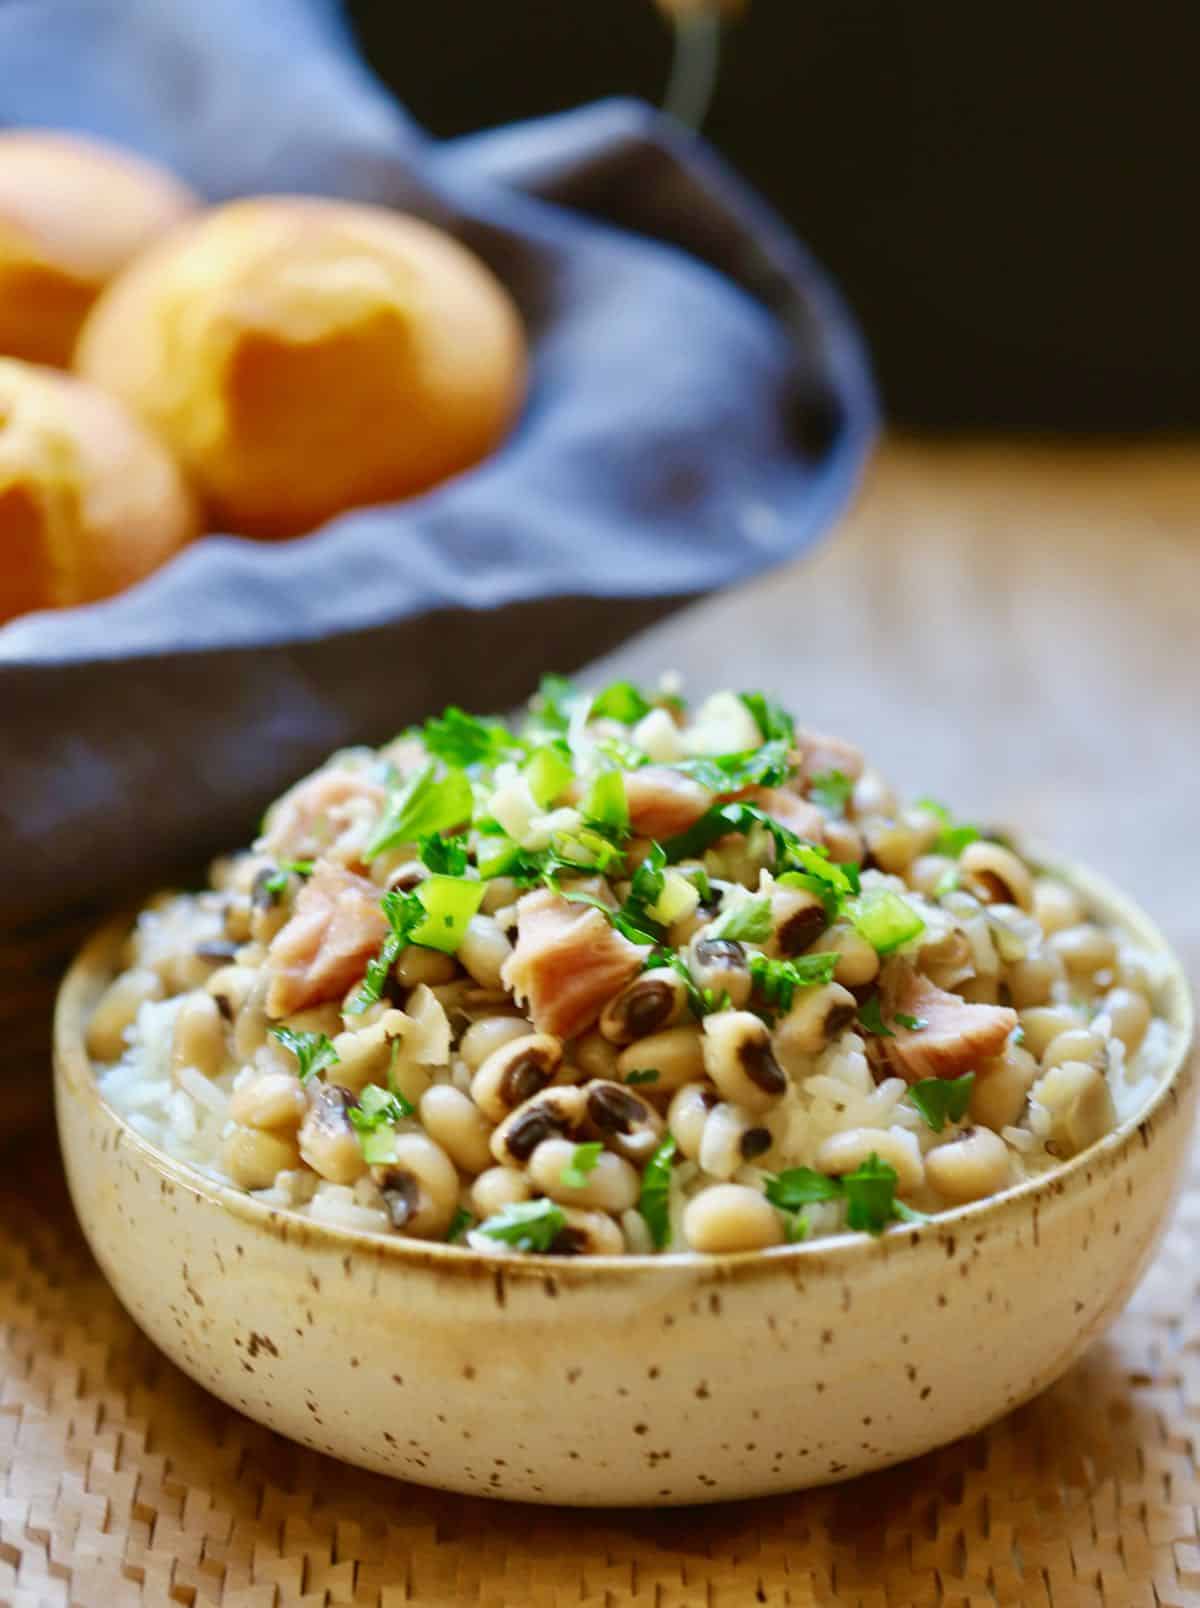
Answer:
[599,435,1200,977]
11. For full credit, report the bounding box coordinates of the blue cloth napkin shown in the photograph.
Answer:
[0,0,874,925]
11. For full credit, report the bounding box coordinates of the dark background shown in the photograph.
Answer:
[347,0,1198,433]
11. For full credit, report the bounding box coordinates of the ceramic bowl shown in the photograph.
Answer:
[54,862,1195,1506]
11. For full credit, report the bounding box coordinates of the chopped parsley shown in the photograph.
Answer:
[808,769,854,817]
[524,674,577,738]
[348,1081,414,1165]
[270,1026,339,1084]
[856,995,893,1037]
[447,1207,474,1243]
[916,797,981,859]
[348,887,423,1014]
[706,895,773,944]
[651,952,729,1018]
[418,831,469,876]
[671,738,794,793]
[766,1155,913,1236]
[476,1198,567,1252]
[748,951,839,1013]
[367,762,474,859]
[559,1141,604,1190]
[591,680,652,725]
[261,859,314,896]
[420,706,521,769]
[739,691,795,746]
[638,1135,677,1250]
[894,1012,927,1031]
[623,1068,660,1086]
[907,1073,975,1133]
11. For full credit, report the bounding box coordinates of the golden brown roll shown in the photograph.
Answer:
[0,129,197,367]
[0,359,199,624]
[75,196,528,538]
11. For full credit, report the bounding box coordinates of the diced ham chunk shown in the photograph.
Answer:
[259,764,386,863]
[794,727,865,785]
[623,767,714,840]
[878,967,1018,1084]
[501,887,645,1040]
[265,863,387,1018]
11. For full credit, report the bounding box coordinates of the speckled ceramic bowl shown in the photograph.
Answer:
[55,864,1194,1506]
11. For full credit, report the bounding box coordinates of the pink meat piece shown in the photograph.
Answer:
[260,765,386,862]
[265,863,388,1018]
[879,967,1018,1084]
[501,887,645,1040]
[623,767,714,840]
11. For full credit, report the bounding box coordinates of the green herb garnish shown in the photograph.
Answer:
[447,1207,474,1242]
[671,739,793,793]
[808,769,854,816]
[421,706,521,770]
[739,691,795,745]
[560,1141,604,1189]
[367,762,474,859]
[477,1198,567,1253]
[916,797,981,859]
[591,680,652,725]
[418,831,469,876]
[524,674,578,738]
[348,887,423,1014]
[907,1073,974,1133]
[270,1026,339,1084]
[623,1068,660,1086]
[856,995,893,1037]
[842,1154,903,1234]
[748,951,839,1013]
[261,858,314,897]
[639,1135,677,1250]
[894,1012,927,1031]
[348,1081,415,1165]
[764,1168,844,1210]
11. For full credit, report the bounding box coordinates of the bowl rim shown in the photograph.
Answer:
[55,856,1195,1288]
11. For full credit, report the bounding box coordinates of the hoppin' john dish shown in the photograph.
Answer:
[89,678,1176,1258]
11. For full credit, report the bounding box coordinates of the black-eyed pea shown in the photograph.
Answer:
[924,1126,1011,1204]
[616,1024,705,1094]
[298,1084,368,1184]
[419,1084,494,1175]
[479,876,520,916]
[821,817,864,866]
[814,922,879,989]
[683,1184,784,1253]
[528,1138,641,1211]
[471,1033,564,1123]
[1103,986,1153,1056]
[222,1124,301,1189]
[668,1082,719,1161]
[959,842,1034,912]
[574,1028,621,1081]
[816,1127,925,1195]
[688,936,753,1009]
[1016,1005,1081,1060]
[969,1043,1039,1130]
[599,969,689,1044]
[458,1014,531,1071]
[490,1084,588,1167]
[1004,948,1065,1009]
[918,928,975,992]
[170,992,226,1082]
[86,967,164,1061]
[1033,878,1084,937]
[1041,1026,1107,1072]
[1048,923,1118,980]
[554,1207,625,1256]
[382,859,427,893]
[771,983,858,1064]
[907,853,955,898]
[701,1011,787,1113]
[852,769,897,819]
[862,817,923,876]
[374,1133,459,1238]
[582,1079,663,1163]
[698,1101,772,1181]
[470,1165,532,1218]
[1033,1061,1116,1156]
[457,915,513,990]
[229,1071,307,1131]
[231,973,272,1060]
[394,945,459,987]
[767,887,828,959]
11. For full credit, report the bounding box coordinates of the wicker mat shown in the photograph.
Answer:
[0,1125,1197,1608]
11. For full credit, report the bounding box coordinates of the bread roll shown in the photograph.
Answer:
[0,359,198,623]
[75,196,528,538]
[0,129,197,367]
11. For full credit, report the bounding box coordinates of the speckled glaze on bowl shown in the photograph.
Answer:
[54,863,1195,1506]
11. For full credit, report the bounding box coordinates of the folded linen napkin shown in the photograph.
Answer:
[0,0,874,926]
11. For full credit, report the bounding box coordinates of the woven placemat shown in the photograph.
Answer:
[1,1120,1198,1608]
